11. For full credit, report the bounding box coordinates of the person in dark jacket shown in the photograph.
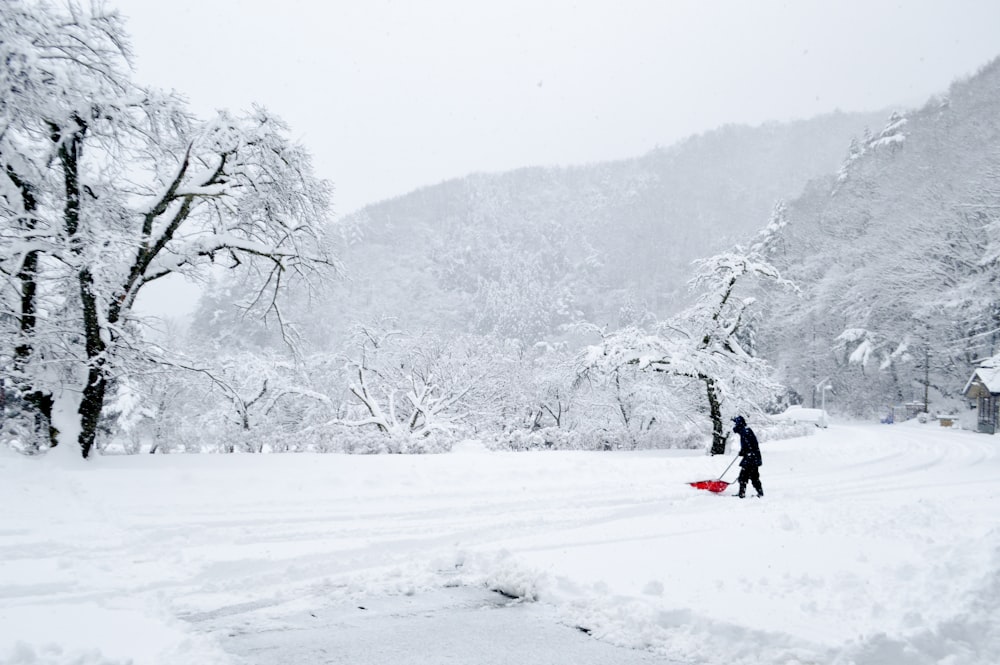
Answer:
[732,415,763,498]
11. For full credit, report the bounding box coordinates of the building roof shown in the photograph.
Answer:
[964,355,1000,396]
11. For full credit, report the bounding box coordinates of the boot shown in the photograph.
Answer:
[738,482,746,499]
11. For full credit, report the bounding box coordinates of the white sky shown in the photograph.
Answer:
[112,0,1000,218]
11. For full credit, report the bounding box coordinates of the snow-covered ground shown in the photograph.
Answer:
[2,421,998,664]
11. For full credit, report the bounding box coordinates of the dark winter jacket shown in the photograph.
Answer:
[735,424,762,467]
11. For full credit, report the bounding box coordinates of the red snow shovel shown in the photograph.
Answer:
[689,454,740,493]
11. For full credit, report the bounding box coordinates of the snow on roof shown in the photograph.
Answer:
[964,355,1000,395]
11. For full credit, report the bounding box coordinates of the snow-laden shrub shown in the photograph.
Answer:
[496,428,574,451]
[309,427,455,454]
[487,427,613,451]
[488,422,707,452]
[0,411,43,455]
[628,425,705,450]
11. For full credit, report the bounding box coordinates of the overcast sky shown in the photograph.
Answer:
[112,0,1000,217]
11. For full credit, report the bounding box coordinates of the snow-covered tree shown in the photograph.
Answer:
[581,216,794,454]
[321,325,481,451]
[833,111,907,195]
[0,1,333,457]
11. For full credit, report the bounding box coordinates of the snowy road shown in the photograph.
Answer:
[2,421,999,664]
[214,586,668,665]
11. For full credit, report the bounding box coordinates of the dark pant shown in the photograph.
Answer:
[738,465,763,497]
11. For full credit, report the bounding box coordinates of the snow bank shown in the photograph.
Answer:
[1,604,230,665]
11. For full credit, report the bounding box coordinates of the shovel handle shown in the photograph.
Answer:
[718,453,740,481]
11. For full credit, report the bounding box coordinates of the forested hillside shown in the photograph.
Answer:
[763,58,1000,416]
[163,110,884,454]
[301,111,886,348]
[89,59,1000,453]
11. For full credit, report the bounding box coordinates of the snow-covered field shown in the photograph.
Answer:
[2,421,998,664]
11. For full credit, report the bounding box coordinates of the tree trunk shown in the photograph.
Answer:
[77,267,107,459]
[14,248,57,446]
[6,166,57,449]
[78,368,106,459]
[703,375,727,455]
[54,118,107,459]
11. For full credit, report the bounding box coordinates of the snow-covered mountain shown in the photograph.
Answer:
[293,110,886,349]
[765,57,1000,415]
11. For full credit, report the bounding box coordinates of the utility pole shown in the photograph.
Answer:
[923,346,931,414]
[814,377,831,411]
